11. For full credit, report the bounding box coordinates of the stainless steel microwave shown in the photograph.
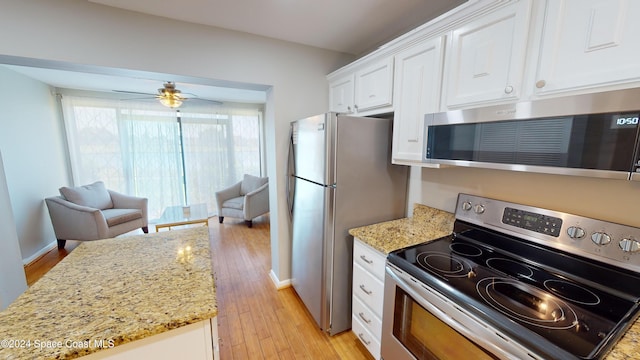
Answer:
[423,88,640,180]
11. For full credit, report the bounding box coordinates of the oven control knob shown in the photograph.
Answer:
[462,201,472,211]
[591,232,611,246]
[473,204,485,214]
[619,238,640,253]
[567,226,585,239]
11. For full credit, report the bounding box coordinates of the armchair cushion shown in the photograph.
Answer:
[223,196,245,211]
[102,208,143,227]
[240,174,268,195]
[59,181,113,210]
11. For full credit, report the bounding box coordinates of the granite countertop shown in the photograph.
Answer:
[349,203,640,360]
[349,203,456,254]
[0,227,217,360]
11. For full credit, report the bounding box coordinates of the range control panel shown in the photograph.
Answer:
[502,207,563,237]
[455,193,640,273]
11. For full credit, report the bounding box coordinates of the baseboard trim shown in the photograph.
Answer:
[23,240,57,266]
[269,269,291,290]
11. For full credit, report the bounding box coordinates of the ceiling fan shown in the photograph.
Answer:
[114,81,222,109]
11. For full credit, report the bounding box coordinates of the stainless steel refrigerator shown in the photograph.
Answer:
[287,113,407,335]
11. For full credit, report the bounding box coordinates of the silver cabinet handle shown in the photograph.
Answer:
[504,85,514,94]
[357,333,371,345]
[359,284,372,295]
[359,255,373,264]
[536,80,546,88]
[358,312,372,324]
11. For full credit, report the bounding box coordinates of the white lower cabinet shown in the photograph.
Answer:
[353,295,383,340]
[80,318,219,359]
[352,313,382,358]
[352,238,386,359]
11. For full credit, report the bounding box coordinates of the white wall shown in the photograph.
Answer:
[409,166,640,227]
[0,67,70,260]
[0,0,354,282]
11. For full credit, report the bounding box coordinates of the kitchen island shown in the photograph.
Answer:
[349,203,640,360]
[0,227,218,360]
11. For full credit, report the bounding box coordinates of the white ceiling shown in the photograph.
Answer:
[88,0,467,56]
[4,0,467,103]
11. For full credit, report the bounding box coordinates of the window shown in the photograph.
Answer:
[61,95,263,219]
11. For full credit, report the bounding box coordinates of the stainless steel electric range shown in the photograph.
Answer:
[382,193,640,360]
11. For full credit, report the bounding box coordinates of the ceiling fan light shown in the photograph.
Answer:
[159,96,183,108]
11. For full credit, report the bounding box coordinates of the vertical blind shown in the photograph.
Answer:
[61,95,263,219]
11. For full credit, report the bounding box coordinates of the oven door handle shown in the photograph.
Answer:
[386,266,471,330]
[386,266,531,360]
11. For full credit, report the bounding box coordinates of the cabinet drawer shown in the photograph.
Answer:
[352,295,382,340]
[353,262,384,316]
[352,314,381,360]
[354,239,386,282]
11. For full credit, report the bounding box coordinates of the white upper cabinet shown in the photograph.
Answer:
[354,58,394,113]
[329,74,355,114]
[534,0,640,95]
[443,0,532,109]
[392,37,445,164]
[329,57,394,115]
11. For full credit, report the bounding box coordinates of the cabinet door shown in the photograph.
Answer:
[535,0,640,94]
[444,1,531,108]
[392,37,444,164]
[329,74,354,113]
[354,58,394,112]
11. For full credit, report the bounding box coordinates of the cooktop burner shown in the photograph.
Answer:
[450,242,482,257]
[544,279,601,306]
[476,277,579,330]
[416,251,473,278]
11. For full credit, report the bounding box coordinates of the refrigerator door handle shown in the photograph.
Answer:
[286,124,296,218]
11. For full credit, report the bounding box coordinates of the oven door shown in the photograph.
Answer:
[381,264,542,360]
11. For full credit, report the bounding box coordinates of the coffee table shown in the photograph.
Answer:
[155,203,209,232]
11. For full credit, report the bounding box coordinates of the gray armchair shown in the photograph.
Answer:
[45,181,148,249]
[215,174,269,227]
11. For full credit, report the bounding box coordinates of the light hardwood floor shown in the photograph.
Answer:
[24,216,373,360]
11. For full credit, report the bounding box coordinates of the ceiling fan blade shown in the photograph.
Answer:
[188,98,223,105]
[113,90,157,96]
[119,97,157,101]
